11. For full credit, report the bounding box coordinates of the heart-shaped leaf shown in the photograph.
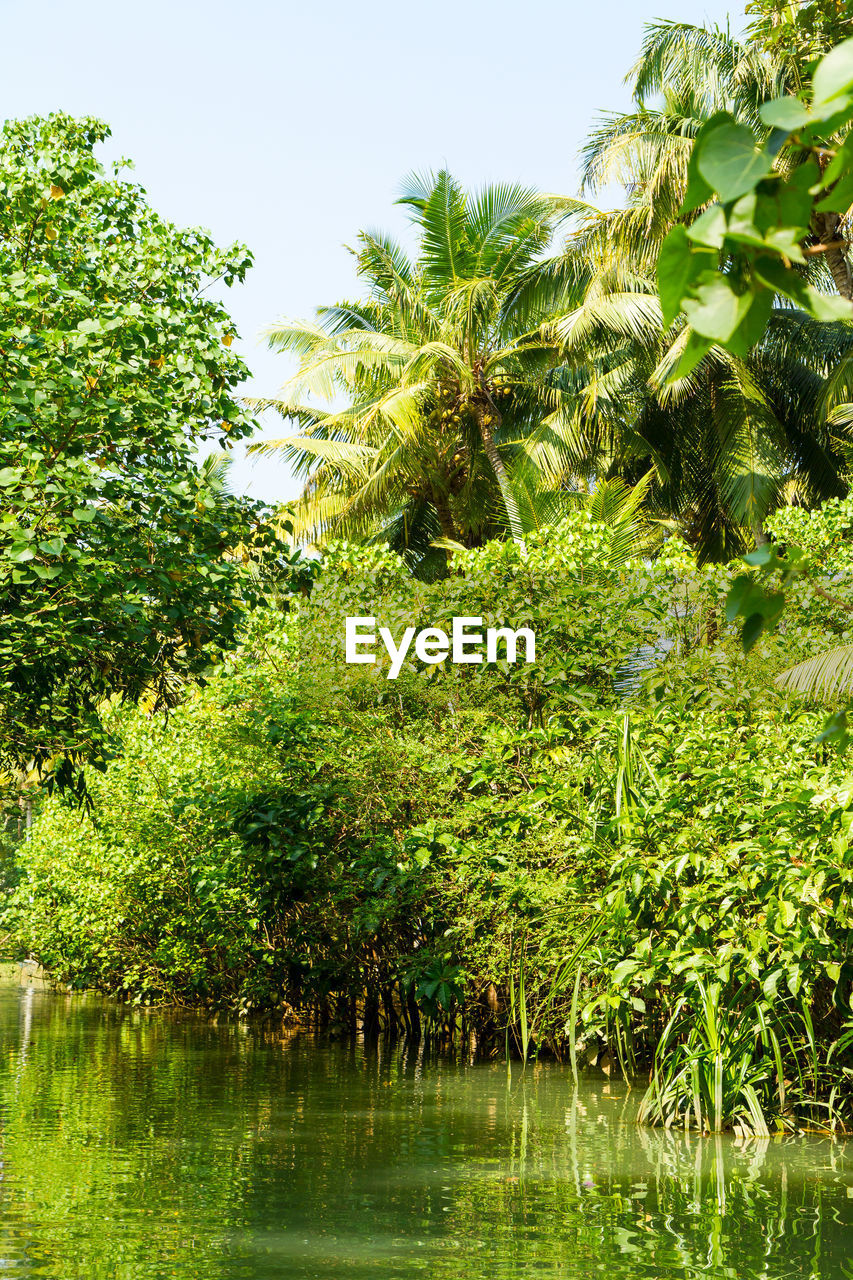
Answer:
[696,124,773,202]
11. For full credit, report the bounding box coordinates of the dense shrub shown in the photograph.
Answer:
[9,508,853,1130]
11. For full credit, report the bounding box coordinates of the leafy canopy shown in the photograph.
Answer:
[0,113,290,791]
[657,38,853,375]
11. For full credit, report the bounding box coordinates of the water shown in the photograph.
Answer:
[1,975,851,1279]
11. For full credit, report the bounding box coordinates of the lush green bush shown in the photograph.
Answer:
[9,508,853,1131]
[9,515,662,1012]
[576,650,853,1133]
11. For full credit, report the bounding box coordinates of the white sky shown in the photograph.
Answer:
[2,0,736,504]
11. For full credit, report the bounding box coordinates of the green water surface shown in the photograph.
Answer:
[1,974,851,1279]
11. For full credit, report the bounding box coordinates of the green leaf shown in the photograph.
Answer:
[753,256,853,321]
[726,573,785,643]
[696,124,773,202]
[753,256,802,299]
[815,174,853,214]
[821,134,853,187]
[760,591,786,624]
[686,204,727,250]
[741,612,765,652]
[657,228,718,328]
[762,967,783,1000]
[816,710,850,752]
[811,38,853,114]
[657,226,692,327]
[725,288,774,357]
[682,277,752,342]
[725,573,754,623]
[743,543,779,569]
[724,194,764,248]
[759,97,811,133]
[807,290,853,324]
[669,329,713,380]
[681,112,734,213]
[38,536,65,555]
[7,545,35,563]
[831,958,853,1014]
[779,899,797,929]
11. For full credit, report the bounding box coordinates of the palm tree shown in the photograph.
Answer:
[577,10,853,294]
[248,173,573,565]
[514,7,853,559]
[523,278,853,559]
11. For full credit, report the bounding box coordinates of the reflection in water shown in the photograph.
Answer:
[0,979,850,1278]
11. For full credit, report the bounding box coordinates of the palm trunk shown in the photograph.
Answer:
[813,182,853,300]
[821,221,853,300]
[825,246,853,301]
[432,487,458,542]
[474,405,526,548]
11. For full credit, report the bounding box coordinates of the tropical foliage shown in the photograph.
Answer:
[254,25,853,563]
[524,11,853,560]
[0,113,298,794]
[248,172,581,566]
[7,0,853,1145]
[10,511,853,1133]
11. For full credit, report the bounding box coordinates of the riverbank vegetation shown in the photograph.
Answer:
[11,502,853,1135]
[4,0,853,1138]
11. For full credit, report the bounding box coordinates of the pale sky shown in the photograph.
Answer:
[2,0,736,504]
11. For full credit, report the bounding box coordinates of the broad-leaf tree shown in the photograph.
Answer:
[657,37,853,364]
[651,34,853,695]
[576,4,852,293]
[0,113,285,790]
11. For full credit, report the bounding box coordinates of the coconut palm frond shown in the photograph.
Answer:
[198,451,233,493]
[776,644,853,701]
[430,536,469,554]
[554,291,662,352]
[243,396,331,430]
[250,436,378,477]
